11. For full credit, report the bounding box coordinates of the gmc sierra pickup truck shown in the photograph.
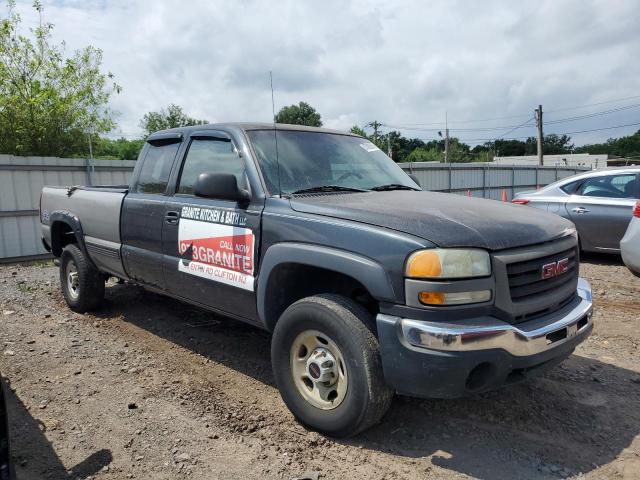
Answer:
[40,123,594,437]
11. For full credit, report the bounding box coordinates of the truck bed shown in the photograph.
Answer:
[40,185,128,277]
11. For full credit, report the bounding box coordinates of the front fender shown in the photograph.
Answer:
[256,242,397,326]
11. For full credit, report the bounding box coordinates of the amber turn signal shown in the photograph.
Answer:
[418,291,446,305]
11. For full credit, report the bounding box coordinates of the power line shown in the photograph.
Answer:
[382,102,640,134]
[551,121,640,136]
[456,120,640,143]
[382,94,640,128]
[391,113,533,127]
[545,94,640,114]
[545,103,640,125]
[382,122,537,132]
[495,116,535,140]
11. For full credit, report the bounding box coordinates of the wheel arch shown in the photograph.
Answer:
[257,243,396,331]
[49,211,88,258]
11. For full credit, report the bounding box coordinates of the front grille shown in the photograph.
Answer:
[506,246,578,302]
[512,291,577,323]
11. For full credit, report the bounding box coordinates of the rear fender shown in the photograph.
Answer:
[49,211,90,259]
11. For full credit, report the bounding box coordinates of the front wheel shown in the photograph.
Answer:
[271,294,393,437]
[59,244,105,313]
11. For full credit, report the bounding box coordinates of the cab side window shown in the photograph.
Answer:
[177,138,246,195]
[135,142,180,194]
[578,174,638,199]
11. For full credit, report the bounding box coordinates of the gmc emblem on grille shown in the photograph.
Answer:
[541,258,569,279]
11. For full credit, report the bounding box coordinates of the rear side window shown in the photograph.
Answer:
[135,143,180,194]
[560,180,581,194]
[578,174,638,199]
[177,138,245,195]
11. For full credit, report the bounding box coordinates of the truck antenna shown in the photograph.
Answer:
[270,71,283,197]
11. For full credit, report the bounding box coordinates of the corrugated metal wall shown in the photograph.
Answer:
[0,156,589,262]
[400,162,588,200]
[0,155,135,262]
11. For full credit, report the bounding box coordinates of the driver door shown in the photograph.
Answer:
[161,131,262,321]
[565,173,639,251]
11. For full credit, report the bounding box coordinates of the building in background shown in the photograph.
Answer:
[492,153,617,169]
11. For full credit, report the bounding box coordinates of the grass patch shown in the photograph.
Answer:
[16,280,39,293]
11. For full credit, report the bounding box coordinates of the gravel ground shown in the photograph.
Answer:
[1,255,639,480]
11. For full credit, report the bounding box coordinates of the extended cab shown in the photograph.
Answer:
[40,124,594,437]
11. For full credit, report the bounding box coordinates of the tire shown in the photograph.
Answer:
[0,373,14,480]
[271,294,393,438]
[59,244,105,313]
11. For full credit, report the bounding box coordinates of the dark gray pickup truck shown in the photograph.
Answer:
[40,123,594,437]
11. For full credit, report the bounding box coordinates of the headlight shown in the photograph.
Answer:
[406,249,491,279]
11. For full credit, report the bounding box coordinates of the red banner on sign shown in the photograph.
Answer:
[179,234,254,274]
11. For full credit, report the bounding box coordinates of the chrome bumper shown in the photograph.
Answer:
[384,278,593,357]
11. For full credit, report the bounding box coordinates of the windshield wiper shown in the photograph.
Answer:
[290,185,368,195]
[370,183,420,191]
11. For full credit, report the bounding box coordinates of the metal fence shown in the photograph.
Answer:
[400,162,589,200]
[0,155,135,262]
[0,156,589,262]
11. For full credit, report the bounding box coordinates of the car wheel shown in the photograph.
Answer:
[60,244,105,313]
[271,294,393,437]
[0,373,13,480]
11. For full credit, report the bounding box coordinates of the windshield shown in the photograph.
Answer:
[246,130,419,195]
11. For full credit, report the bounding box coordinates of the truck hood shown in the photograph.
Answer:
[289,191,575,251]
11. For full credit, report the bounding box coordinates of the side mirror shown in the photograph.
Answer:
[408,173,421,187]
[194,172,251,203]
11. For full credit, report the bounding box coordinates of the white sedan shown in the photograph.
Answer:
[621,200,640,277]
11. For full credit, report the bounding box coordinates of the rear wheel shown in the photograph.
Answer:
[60,244,105,312]
[271,294,393,437]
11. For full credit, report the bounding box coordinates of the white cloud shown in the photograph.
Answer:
[10,0,640,146]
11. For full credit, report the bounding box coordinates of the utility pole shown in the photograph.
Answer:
[367,121,382,143]
[387,134,392,159]
[444,112,450,163]
[535,104,543,166]
[86,132,95,186]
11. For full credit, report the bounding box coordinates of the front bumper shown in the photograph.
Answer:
[376,278,593,398]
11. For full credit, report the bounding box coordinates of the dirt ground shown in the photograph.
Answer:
[1,255,639,480]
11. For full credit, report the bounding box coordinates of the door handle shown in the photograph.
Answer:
[165,211,180,224]
[571,207,590,214]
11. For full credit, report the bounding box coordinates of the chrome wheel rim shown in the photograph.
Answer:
[66,260,80,300]
[290,330,348,410]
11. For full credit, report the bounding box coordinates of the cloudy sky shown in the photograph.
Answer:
[11,0,640,146]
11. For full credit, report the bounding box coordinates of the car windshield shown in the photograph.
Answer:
[246,129,419,195]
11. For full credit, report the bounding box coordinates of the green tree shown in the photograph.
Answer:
[521,134,574,155]
[275,101,322,127]
[575,129,640,159]
[139,104,207,135]
[0,0,120,157]
[382,131,426,161]
[349,125,367,137]
[90,137,144,160]
[405,147,442,163]
[542,134,574,154]
[471,134,574,158]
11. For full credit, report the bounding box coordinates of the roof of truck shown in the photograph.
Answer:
[148,123,359,140]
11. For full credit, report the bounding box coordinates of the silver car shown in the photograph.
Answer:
[621,201,640,276]
[513,167,640,253]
